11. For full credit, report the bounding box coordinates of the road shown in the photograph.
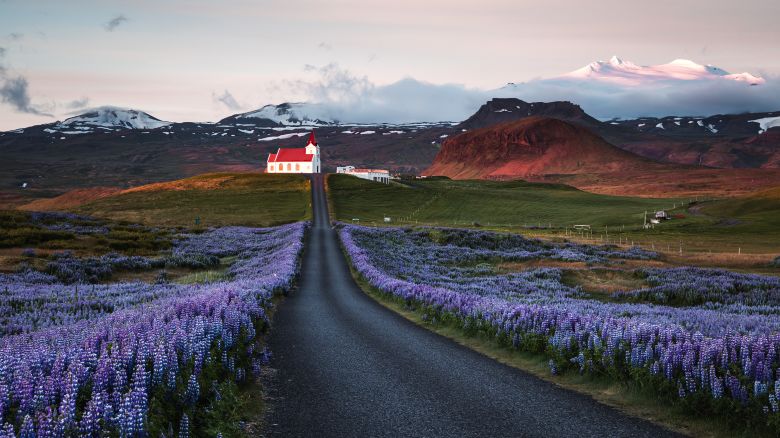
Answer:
[264,174,681,437]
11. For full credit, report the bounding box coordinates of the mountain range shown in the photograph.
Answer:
[1,56,778,206]
[558,56,764,86]
[2,56,771,133]
[425,111,780,197]
[425,116,659,179]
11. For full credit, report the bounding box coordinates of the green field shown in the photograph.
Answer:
[328,174,780,255]
[79,173,311,228]
[328,174,675,227]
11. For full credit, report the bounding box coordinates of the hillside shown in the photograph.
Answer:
[0,120,450,208]
[76,173,311,227]
[2,98,779,208]
[457,98,780,170]
[426,117,663,179]
[425,116,780,197]
[702,186,780,219]
[327,173,672,228]
[19,187,121,211]
[458,98,602,131]
[218,103,337,127]
[329,174,780,253]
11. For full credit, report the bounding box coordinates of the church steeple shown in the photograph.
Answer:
[305,130,319,156]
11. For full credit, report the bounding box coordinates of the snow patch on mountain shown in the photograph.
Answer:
[561,56,765,86]
[257,132,309,142]
[233,103,337,126]
[59,106,171,130]
[496,56,776,120]
[750,116,780,134]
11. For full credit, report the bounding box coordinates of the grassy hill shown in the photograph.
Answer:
[78,173,310,227]
[328,174,674,228]
[701,187,780,219]
[656,187,780,254]
[328,174,780,255]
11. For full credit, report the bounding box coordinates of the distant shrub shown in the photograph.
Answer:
[0,226,75,248]
[45,251,164,284]
[108,238,171,252]
[155,269,169,284]
[29,211,93,224]
[105,228,172,252]
[107,230,143,241]
[107,240,143,251]
[4,267,57,284]
[165,253,220,269]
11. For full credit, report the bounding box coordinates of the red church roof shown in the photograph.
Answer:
[266,130,318,163]
[267,147,314,162]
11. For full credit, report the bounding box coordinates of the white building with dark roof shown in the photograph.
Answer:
[336,166,390,184]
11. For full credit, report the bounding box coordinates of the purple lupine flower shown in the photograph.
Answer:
[184,375,199,406]
[0,222,307,436]
[178,414,189,438]
[337,223,780,420]
[19,415,35,438]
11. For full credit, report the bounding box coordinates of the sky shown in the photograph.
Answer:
[1,0,779,130]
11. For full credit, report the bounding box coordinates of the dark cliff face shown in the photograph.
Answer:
[458,98,601,130]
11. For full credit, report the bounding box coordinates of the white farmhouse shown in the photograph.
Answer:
[336,166,391,184]
[266,131,321,174]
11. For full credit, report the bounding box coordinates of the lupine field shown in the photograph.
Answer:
[0,216,306,437]
[339,224,780,431]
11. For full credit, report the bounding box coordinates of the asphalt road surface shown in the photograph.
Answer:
[264,174,681,437]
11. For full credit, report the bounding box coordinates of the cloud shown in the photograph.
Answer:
[277,63,486,123]
[7,33,23,41]
[0,76,53,116]
[66,97,90,109]
[289,63,374,105]
[272,62,780,123]
[104,15,128,32]
[317,42,332,50]
[0,46,53,117]
[213,89,242,111]
[497,76,780,119]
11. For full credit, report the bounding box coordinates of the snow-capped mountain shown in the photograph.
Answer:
[561,56,764,86]
[59,106,171,130]
[218,103,339,127]
[495,56,770,120]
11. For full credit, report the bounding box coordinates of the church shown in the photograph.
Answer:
[266,131,321,174]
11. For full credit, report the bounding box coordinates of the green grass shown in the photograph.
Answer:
[175,256,237,284]
[78,173,311,228]
[174,270,228,284]
[580,190,780,255]
[329,174,674,227]
[702,187,780,218]
[328,174,780,255]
